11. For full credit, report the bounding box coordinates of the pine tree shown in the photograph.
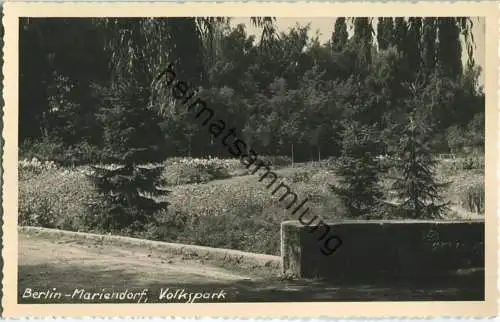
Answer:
[391,99,449,219]
[88,79,169,231]
[332,119,385,218]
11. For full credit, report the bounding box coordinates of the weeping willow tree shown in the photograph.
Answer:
[94,17,277,116]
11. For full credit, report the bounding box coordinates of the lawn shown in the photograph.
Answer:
[18,156,485,255]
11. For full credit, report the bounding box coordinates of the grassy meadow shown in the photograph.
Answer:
[19,155,484,256]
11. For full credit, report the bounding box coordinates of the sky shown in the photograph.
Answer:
[231,17,486,85]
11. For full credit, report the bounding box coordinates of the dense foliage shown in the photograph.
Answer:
[19,17,484,222]
[20,17,484,165]
[86,79,170,231]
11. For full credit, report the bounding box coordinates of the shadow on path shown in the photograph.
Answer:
[19,262,484,303]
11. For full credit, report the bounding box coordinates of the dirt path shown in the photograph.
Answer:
[19,230,274,303]
[18,229,484,303]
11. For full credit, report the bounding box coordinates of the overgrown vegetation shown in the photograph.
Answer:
[20,17,483,164]
[19,157,483,255]
[19,17,485,252]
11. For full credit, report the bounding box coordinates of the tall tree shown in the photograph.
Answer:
[332,120,385,218]
[353,17,374,70]
[331,18,349,52]
[19,18,109,144]
[376,17,394,51]
[406,17,423,79]
[422,18,437,74]
[391,109,449,219]
[88,78,169,231]
[96,18,206,117]
[437,18,462,79]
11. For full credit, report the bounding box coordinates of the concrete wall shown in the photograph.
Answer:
[281,220,484,282]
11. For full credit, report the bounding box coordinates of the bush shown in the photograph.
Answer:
[19,158,58,180]
[60,142,103,166]
[19,194,58,228]
[141,210,193,241]
[257,155,292,168]
[460,183,485,214]
[457,155,484,171]
[19,167,95,230]
[20,138,103,166]
[290,170,311,183]
[180,210,282,255]
[20,137,66,164]
[162,161,231,186]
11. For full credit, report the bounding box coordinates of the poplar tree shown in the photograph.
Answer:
[331,18,348,52]
[377,17,394,51]
[407,18,423,78]
[437,18,462,80]
[422,18,437,74]
[353,18,374,71]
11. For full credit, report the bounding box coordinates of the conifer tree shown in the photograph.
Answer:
[391,95,449,219]
[332,119,385,218]
[88,79,169,231]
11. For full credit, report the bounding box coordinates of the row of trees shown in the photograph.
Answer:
[20,17,484,165]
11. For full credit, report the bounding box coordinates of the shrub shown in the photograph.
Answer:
[19,194,58,228]
[456,155,484,171]
[141,209,193,241]
[257,155,292,168]
[20,137,66,164]
[19,167,96,230]
[60,142,103,166]
[290,170,311,183]
[180,210,282,255]
[20,138,103,166]
[204,164,231,180]
[460,183,485,214]
[162,160,231,186]
[19,158,58,180]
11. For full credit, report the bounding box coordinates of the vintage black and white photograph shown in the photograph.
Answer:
[13,12,489,306]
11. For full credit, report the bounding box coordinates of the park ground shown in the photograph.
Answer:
[18,155,485,302]
[19,226,484,303]
[19,155,485,256]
